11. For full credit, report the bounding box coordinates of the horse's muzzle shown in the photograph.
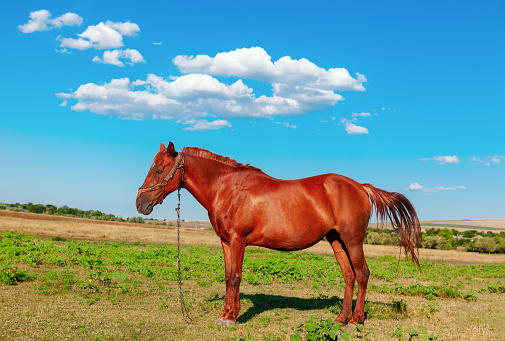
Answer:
[136,196,153,215]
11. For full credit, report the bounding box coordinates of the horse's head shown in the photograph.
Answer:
[136,141,185,215]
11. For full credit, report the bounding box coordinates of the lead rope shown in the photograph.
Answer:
[176,188,193,323]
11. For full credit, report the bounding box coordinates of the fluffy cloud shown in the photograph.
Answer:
[58,47,368,129]
[341,118,369,135]
[420,155,459,164]
[173,47,366,91]
[59,21,140,50]
[406,183,424,191]
[19,9,82,33]
[57,74,258,120]
[93,49,145,67]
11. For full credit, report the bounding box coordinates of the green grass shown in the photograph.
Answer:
[1,231,505,340]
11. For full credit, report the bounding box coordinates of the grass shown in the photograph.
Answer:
[1,231,505,340]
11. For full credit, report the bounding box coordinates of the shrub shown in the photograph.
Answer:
[422,236,439,249]
[437,228,454,245]
[436,237,452,250]
[495,238,505,253]
[380,233,392,245]
[127,216,145,224]
[462,230,477,238]
[472,237,497,254]
[367,232,381,245]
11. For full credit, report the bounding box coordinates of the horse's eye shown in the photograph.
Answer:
[155,169,164,175]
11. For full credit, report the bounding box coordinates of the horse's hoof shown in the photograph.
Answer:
[344,323,357,332]
[216,318,236,327]
[333,320,345,327]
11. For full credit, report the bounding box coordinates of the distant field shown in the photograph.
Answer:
[371,218,505,232]
[420,219,505,231]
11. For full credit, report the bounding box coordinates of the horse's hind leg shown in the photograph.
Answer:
[326,230,355,325]
[345,242,370,329]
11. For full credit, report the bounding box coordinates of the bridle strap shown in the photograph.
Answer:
[137,152,185,195]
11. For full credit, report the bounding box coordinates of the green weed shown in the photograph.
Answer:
[291,316,350,341]
[0,265,36,285]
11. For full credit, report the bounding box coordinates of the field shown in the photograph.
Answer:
[1,211,505,340]
[370,219,505,232]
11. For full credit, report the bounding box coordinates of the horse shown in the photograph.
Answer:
[136,142,421,330]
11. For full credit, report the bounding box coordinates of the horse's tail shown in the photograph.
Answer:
[361,183,421,268]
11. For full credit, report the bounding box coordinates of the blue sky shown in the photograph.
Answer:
[1,0,504,221]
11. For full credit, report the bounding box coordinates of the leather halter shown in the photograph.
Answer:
[137,152,185,198]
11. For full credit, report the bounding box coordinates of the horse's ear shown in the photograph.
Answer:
[159,143,166,151]
[167,142,177,156]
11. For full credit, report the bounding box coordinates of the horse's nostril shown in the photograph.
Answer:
[136,199,143,213]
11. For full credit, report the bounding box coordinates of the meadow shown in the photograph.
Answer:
[1,213,505,340]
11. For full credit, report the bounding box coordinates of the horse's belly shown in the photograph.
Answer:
[246,223,330,251]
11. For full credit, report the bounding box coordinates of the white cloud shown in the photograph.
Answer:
[469,156,490,166]
[489,155,505,163]
[469,156,484,163]
[103,21,139,37]
[406,183,466,193]
[469,155,504,166]
[59,21,140,50]
[58,47,367,130]
[276,122,297,129]
[434,155,459,164]
[19,9,82,33]
[181,119,232,131]
[433,186,466,191]
[341,118,369,135]
[93,49,145,67]
[420,155,459,164]
[406,183,424,191]
[57,74,267,121]
[173,47,366,91]
[57,46,368,129]
[351,112,371,117]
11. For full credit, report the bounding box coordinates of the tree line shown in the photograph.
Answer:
[0,202,158,225]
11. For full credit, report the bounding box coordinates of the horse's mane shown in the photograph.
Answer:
[181,147,262,171]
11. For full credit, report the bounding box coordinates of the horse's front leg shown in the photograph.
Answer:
[217,239,232,323]
[217,237,246,326]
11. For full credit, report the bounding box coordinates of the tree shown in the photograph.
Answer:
[463,230,477,238]
[422,236,439,249]
[472,237,497,254]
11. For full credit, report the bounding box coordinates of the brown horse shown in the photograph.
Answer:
[136,142,421,330]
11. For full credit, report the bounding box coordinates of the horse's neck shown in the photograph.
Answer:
[182,154,234,214]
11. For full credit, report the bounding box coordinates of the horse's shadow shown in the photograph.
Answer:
[207,293,394,324]
[237,293,343,324]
